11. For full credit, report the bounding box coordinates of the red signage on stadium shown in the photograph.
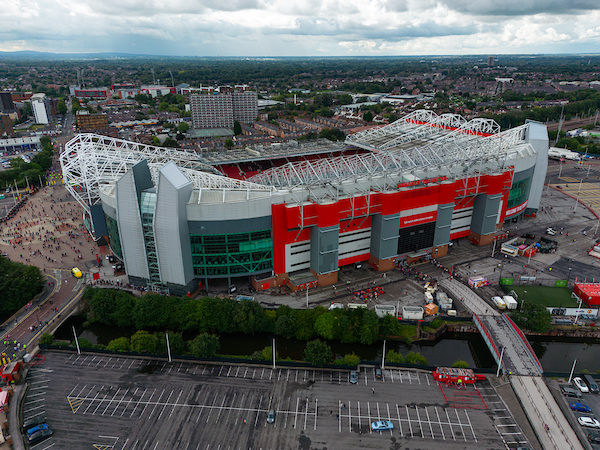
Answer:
[397,176,447,189]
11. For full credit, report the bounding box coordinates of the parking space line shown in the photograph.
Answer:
[464,410,477,442]
[28,392,45,398]
[304,398,309,430]
[130,388,149,417]
[254,395,263,427]
[367,402,372,434]
[234,393,245,425]
[196,391,211,423]
[111,389,129,416]
[144,389,162,419]
[357,401,361,430]
[205,392,218,423]
[167,390,184,419]
[30,386,48,390]
[83,386,103,415]
[445,408,456,440]
[214,394,227,423]
[294,397,300,429]
[434,407,445,440]
[128,359,136,369]
[71,355,82,365]
[406,405,413,437]
[225,393,236,425]
[95,358,104,367]
[455,409,467,441]
[415,406,424,438]
[425,406,435,438]
[118,359,127,370]
[426,373,431,386]
[396,404,403,436]
[157,390,174,420]
[348,400,352,433]
[102,388,121,415]
[24,404,45,414]
[244,367,248,378]
[121,388,139,417]
[68,383,81,397]
[91,390,109,415]
[103,357,113,368]
[386,403,392,435]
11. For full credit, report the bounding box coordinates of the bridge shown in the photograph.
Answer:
[439,278,584,450]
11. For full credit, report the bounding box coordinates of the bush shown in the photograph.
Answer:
[429,318,444,329]
[304,339,332,366]
[385,349,404,364]
[405,351,428,365]
[74,338,93,349]
[189,333,220,358]
[130,330,159,353]
[40,333,53,345]
[335,353,360,366]
[452,360,469,369]
[107,337,131,352]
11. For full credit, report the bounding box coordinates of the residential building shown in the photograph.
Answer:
[76,110,109,131]
[31,93,50,125]
[0,114,14,137]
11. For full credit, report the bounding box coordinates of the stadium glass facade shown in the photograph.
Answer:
[190,230,273,277]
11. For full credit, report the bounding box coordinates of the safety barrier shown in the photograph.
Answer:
[503,313,543,374]
[473,313,506,374]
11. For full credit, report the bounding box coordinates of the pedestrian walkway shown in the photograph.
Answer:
[512,376,583,450]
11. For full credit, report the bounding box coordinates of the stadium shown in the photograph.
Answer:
[60,110,548,294]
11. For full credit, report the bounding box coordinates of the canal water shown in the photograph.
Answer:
[54,316,600,372]
[54,316,494,368]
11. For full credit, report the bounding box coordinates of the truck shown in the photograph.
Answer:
[503,296,518,310]
[492,296,506,310]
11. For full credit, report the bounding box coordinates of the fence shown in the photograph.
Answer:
[503,313,544,374]
[472,313,506,374]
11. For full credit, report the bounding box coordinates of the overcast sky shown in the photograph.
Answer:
[2,0,599,56]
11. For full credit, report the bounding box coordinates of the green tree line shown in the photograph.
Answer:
[0,257,45,323]
[0,136,55,190]
[83,288,415,346]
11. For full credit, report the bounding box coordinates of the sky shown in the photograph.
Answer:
[1,0,600,56]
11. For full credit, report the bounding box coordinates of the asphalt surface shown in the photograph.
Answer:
[21,350,532,450]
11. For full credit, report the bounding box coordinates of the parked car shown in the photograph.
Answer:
[584,374,599,393]
[561,386,582,398]
[574,377,590,393]
[267,409,275,424]
[22,416,47,432]
[350,370,358,384]
[375,367,382,380]
[578,417,600,428]
[26,423,48,436]
[570,403,592,413]
[28,428,53,445]
[371,420,394,431]
[546,227,557,235]
[588,431,600,444]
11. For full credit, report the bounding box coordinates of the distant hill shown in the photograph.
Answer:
[0,51,163,60]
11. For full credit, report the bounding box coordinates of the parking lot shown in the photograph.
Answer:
[18,350,533,449]
[558,381,600,449]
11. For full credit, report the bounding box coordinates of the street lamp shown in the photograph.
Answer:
[567,268,572,286]
[498,264,503,284]
[522,290,527,309]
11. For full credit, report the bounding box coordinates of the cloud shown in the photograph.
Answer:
[435,0,600,17]
[0,0,598,56]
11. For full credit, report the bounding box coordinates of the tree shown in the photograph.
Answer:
[452,360,469,369]
[163,137,179,148]
[385,350,404,364]
[177,122,189,134]
[130,330,159,354]
[57,100,67,115]
[337,94,353,105]
[363,111,373,122]
[304,339,332,366]
[189,333,220,358]
[511,301,552,333]
[224,139,234,149]
[40,333,53,345]
[335,353,360,366]
[107,337,131,352]
[275,314,295,339]
[233,120,242,135]
[405,352,428,365]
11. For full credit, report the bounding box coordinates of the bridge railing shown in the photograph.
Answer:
[473,313,506,374]
[503,313,543,374]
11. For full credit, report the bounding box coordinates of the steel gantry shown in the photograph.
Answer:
[248,113,532,192]
[60,134,275,214]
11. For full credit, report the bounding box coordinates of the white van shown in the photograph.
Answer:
[492,296,506,310]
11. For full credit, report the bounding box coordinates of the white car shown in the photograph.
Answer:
[546,227,557,236]
[574,377,590,393]
[578,417,600,428]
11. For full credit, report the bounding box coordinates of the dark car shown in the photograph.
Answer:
[267,409,275,424]
[350,370,358,384]
[588,431,600,444]
[28,428,53,445]
[22,416,47,432]
[375,367,382,379]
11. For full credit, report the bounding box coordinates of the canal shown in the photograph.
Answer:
[53,316,600,372]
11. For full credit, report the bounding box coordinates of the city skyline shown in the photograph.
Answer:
[1,0,599,57]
